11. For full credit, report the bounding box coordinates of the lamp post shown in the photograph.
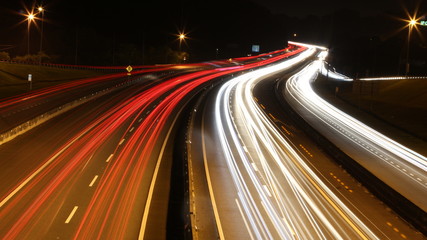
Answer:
[405,19,417,76]
[178,33,186,63]
[27,13,35,55]
[38,6,44,55]
[179,33,186,52]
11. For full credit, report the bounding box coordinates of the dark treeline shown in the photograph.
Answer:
[1,0,287,65]
[1,0,426,76]
[286,6,427,77]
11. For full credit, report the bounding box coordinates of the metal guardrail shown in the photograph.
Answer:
[0,60,124,72]
[0,60,158,72]
[357,76,427,81]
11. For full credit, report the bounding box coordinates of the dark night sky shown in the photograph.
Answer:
[1,0,423,42]
[2,0,416,40]
[1,0,424,40]
[1,0,426,72]
[251,0,402,16]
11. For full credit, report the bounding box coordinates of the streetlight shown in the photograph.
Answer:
[178,33,186,51]
[26,12,35,55]
[405,18,417,76]
[38,6,45,56]
[177,32,187,63]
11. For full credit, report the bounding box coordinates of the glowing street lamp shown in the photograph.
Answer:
[38,6,45,55]
[177,32,187,63]
[26,12,36,55]
[405,18,417,76]
[178,33,186,51]
[179,33,186,41]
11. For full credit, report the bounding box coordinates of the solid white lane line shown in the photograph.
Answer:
[89,175,99,187]
[235,198,255,240]
[201,115,226,240]
[65,206,79,224]
[138,107,182,239]
[0,130,88,208]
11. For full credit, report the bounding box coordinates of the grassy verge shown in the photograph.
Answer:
[343,79,427,140]
[0,62,103,99]
[315,76,427,142]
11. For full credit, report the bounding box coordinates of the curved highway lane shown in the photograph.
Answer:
[283,47,427,213]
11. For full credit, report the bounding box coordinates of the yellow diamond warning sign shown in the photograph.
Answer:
[126,65,133,76]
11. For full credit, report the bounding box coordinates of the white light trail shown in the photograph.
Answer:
[213,46,379,239]
[283,47,427,212]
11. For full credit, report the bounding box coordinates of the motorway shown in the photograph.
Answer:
[0,47,303,239]
[0,69,192,239]
[189,44,426,239]
[282,49,427,213]
[0,65,224,238]
[1,42,426,239]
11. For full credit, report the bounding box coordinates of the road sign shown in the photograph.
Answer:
[28,74,32,91]
[252,45,260,52]
[126,65,133,76]
[421,20,427,26]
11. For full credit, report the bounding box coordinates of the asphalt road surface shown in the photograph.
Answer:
[189,44,425,239]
